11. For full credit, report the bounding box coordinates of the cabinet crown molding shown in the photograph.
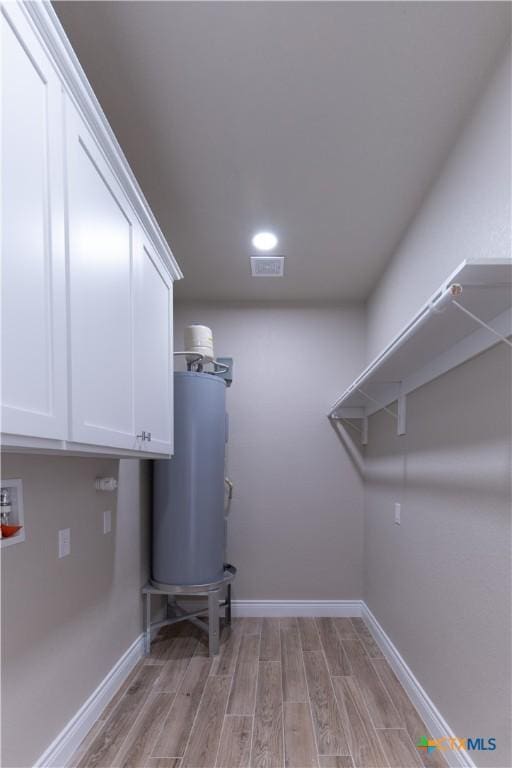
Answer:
[19,0,183,282]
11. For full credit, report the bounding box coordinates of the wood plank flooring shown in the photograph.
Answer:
[72,617,447,768]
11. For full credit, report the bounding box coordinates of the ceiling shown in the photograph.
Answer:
[53,1,510,302]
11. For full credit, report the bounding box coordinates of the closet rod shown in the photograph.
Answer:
[333,417,362,435]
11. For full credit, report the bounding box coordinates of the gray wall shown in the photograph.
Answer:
[366,46,511,361]
[0,455,151,768]
[174,303,366,600]
[1,37,509,768]
[365,345,511,768]
[363,46,511,768]
[1,302,366,767]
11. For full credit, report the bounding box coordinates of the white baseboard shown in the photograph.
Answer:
[361,605,476,768]
[235,599,474,768]
[232,599,363,617]
[31,604,475,768]
[33,633,145,768]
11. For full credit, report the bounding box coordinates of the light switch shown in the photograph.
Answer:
[103,510,112,534]
[58,528,71,558]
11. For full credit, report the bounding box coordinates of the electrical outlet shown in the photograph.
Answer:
[394,503,401,525]
[58,528,71,558]
[103,510,112,534]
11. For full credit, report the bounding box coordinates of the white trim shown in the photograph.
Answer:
[1,433,171,459]
[235,600,477,767]
[19,1,182,282]
[232,599,363,617]
[33,634,145,768]
[30,605,478,768]
[361,606,477,768]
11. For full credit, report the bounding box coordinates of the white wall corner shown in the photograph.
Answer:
[32,634,145,768]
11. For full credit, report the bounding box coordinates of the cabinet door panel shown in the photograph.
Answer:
[66,101,136,449]
[134,236,173,455]
[1,4,67,439]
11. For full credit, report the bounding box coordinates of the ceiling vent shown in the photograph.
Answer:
[250,255,285,277]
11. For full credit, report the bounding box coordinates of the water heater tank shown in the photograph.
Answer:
[152,371,226,587]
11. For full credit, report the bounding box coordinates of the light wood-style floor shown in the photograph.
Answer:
[71,617,447,768]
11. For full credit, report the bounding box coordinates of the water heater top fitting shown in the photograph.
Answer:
[184,324,214,365]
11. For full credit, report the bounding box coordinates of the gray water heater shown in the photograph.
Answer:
[152,371,226,587]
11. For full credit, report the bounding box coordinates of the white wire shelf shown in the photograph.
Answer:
[328,259,512,434]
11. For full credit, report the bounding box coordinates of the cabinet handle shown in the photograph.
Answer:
[137,431,152,442]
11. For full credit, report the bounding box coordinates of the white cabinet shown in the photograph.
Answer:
[66,101,137,450]
[134,235,174,455]
[0,2,182,457]
[66,101,175,454]
[1,4,67,440]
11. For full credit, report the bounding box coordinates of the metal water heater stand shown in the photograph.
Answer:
[142,564,236,656]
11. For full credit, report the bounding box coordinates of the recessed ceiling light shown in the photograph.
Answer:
[252,231,278,252]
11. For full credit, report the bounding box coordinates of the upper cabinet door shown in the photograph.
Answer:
[134,234,173,455]
[65,99,137,450]
[1,4,67,439]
